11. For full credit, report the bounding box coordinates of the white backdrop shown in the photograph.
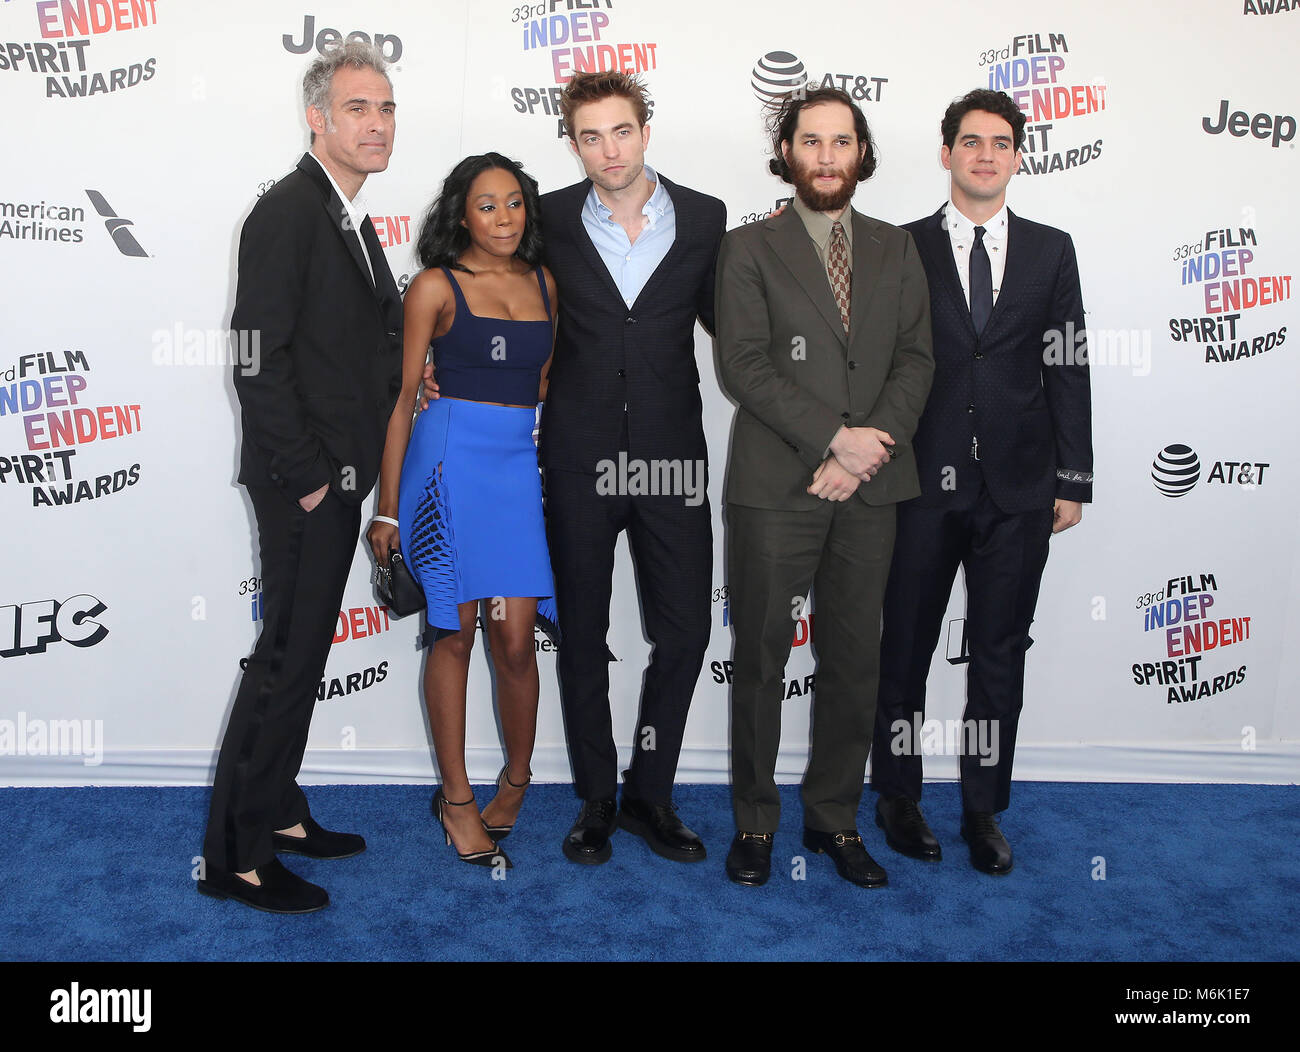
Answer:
[2,0,1296,788]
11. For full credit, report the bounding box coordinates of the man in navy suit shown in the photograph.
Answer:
[871,89,1092,875]
[538,72,726,867]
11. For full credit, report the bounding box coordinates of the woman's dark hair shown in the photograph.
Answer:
[415,152,543,272]
[767,86,877,183]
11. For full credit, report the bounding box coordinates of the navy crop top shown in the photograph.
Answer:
[431,265,552,406]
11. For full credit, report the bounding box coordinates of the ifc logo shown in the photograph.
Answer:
[751,51,806,104]
[1152,444,1201,498]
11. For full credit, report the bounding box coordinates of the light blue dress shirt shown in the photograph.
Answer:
[581,164,676,307]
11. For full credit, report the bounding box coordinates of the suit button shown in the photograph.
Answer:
[617,369,626,378]
[387,331,397,338]
[974,352,984,359]
[967,405,975,413]
[848,360,857,370]
[841,412,850,421]
[625,316,636,324]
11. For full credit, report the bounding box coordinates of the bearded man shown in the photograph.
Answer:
[714,87,933,888]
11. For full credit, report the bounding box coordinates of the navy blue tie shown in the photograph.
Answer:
[969,225,992,335]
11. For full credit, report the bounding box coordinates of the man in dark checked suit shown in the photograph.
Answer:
[539,71,726,867]
[199,42,402,913]
[871,89,1092,875]
[717,87,934,888]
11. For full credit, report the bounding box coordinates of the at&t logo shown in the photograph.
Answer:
[1152,444,1200,497]
[1152,444,1270,497]
[751,51,805,104]
[749,50,888,108]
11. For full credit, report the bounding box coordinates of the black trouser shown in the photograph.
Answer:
[726,498,896,834]
[203,485,359,873]
[873,469,1053,815]
[545,464,712,805]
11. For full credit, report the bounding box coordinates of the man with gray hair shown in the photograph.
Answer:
[199,42,403,914]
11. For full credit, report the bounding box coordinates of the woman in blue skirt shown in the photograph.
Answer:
[368,154,556,868]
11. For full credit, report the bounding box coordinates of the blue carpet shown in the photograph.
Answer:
[1,783,1295,961]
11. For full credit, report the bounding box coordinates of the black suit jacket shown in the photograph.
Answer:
[232,154,403,504]
[903,205,1092,513]
[538,174,726,474]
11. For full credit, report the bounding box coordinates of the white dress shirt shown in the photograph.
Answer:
[581,164,676,308]
[943,200,1008,309]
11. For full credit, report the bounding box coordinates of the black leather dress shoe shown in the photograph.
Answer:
[802,828,888,888]
[617,797,706,862]
[961,811,1014,875]
[197,858,329,914]
[562,798,617,865]
[725,832,773,886]
[875,795,942,861]
[272,816,366,860]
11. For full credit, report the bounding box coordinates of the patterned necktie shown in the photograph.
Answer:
[827,221,851,334]
[969,224,992,335]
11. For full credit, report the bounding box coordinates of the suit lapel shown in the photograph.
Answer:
[848,211,888,345]
[984,207,1027,337]
[630,175,689,310]
[298,154,382,297]
[360,215,401,328]
[764,208,846,345]
[918,204,977,340]
[563,180,625,303]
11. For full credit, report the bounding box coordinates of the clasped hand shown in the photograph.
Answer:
[829,425,894,480]
[809,426,894,500]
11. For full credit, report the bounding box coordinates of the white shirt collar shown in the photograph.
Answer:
[307,152,376,284]
[589,164,670,228]
[943,199,1008,242]
[308,151,370,231]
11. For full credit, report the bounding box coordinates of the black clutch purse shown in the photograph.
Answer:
[373,549,425,618]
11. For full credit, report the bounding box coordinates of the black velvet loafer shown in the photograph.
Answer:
[272,816,366,860]
[197,858,329,914]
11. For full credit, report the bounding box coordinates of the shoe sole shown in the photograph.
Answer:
[616,811,707,863]
[272,840,366,860]
[196,880,329,914]
[874,811,942,861]
[725,866,770,887]
[960,829,1014,875]
[802,836,888,888]
[562,838,612,865]
[965,855,1014,875]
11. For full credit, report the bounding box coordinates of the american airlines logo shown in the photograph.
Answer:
[84,190,147,257]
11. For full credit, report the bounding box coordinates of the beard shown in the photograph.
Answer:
[590,160,644,195]
[790,156,857,213]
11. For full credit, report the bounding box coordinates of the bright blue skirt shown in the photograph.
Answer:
[398,397,557,646]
